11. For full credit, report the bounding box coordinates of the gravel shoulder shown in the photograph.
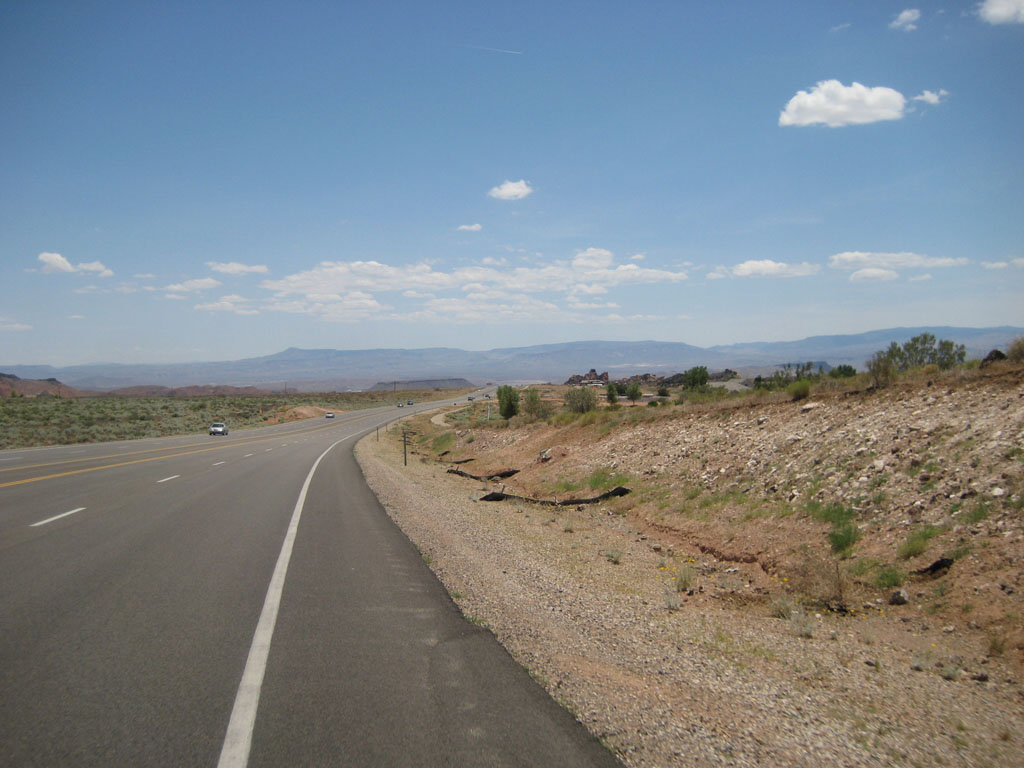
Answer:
[356,383,1023,767]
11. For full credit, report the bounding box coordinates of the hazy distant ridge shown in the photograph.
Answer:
[4,326,1019,391]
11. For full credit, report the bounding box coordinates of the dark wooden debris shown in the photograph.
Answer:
[479,486,631,506]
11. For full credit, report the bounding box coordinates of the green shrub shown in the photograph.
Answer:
[587,467,630,491]
[898,525,942,559]
[564,387,598,414]
[681,366,709,389]
[787,379,811,401]
[829,364,857,378]
[875,565,906,588]
[496,385,519,419]
[866,350,895,387]
[1007,337,1024,363]
[829,523,861,555]
[605,383,618,405]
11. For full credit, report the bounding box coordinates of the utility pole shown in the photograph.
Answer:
[402,428,407,466]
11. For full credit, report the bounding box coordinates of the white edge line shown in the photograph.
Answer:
[31,507,86,527]
[217,436,348,768]
[157,475,180,483]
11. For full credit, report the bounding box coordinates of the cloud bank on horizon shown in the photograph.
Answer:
[2,2,1022,364]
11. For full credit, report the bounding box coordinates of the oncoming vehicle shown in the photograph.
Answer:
[209,423,228,436]
[407,400,413,405]
[325,412,335,418]
[397,402,403,408]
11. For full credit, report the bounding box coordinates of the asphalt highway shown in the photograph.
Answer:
[0,394,620,767]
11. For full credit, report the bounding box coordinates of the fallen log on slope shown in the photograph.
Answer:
[478,486,631,506]
[447,467,519,481]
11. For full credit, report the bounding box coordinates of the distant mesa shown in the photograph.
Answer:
[0,373,86,398]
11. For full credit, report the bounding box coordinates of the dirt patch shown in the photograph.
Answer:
[284,405,330,420]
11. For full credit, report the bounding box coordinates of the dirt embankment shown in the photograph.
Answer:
[357,366,1024,767]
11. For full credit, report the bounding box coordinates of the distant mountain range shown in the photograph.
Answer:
[3,326,1020,392]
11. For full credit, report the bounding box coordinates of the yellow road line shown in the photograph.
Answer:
[0,444,237,489]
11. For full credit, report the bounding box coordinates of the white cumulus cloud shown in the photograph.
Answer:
[731,259,821,278]
[37,252,114,278]
[890,9,921,31]
[457,223,483,231]
[979,0,1024,23]
[166,277,222,292]
[850,268,900,282]
[206,261,269,275]
[194,294,259,315]
[829,251,968,270]
[830,251,967,282]
[261,248,687,324]
[487,179,534,200]
[912,89,949,105]
[779,80,906,127]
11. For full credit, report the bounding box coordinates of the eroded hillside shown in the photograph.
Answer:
[434,366,1024,668]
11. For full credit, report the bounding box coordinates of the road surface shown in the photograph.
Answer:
[0,395,620,766]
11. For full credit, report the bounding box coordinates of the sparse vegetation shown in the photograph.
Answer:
[898,525,943,560]
[496,385,520,419]
[787,379,811,401]
[1008,336,1024,363]
[874,565,906,589]
[866,333,967,388]
[564,386,598,414]
[0,390,438,449]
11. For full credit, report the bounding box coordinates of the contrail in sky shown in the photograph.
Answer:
[465,45,523,55]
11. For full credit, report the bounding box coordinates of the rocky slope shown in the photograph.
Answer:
[357,364,1024,767]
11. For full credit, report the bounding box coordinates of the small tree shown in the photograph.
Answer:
[565,386,598,413]
[522,388,544,418]
[682,366,709,390]
[496,385,519,419]
[625,382,642,405]
[1008,337,1024,363]
[657,386,670,398]
[935,339,966,370]
[606,383,618,405]
[871,333,967,378]
[828,364,857,379]
[866,350,895,388]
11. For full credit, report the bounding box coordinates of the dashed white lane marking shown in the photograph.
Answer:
[157,475,180,483]
[31,507,86,527]
[264,449,273,452]
[217,437,348,768]
[244,454,254,458]
[213,461,226,466]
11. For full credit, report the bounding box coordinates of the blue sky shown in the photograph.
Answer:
[2,1,1022,365]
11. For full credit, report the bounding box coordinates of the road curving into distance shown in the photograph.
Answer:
[0,391,621,766]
